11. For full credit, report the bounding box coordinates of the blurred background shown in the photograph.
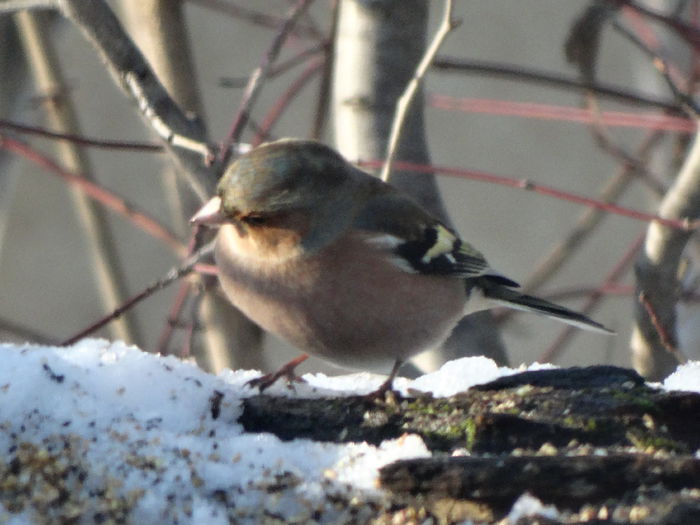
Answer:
[0,0,693,378]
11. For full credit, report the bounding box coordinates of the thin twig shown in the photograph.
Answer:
[188,0,320,39]
[431,57,680,112]
[60,242,214,346]
[252,58,323,146]
[428,95,693,133]
[155,225,211,356]
[219,0,316,166]
[521,130,666,295]
[499,74,666,322]
[0,134,186,255]
[613,18,700,116]
[219,45,324,88]
[616,0,700,48]
[155,280,192,355]
[638,291,687,363]
[538,231,646,363]
[195,263,217,276]
[380,0,459,182]
[584,95,668,195]
[0,119,163,151]
[56,0,216,199]
[360,159,696,231]
[181,288,205,358]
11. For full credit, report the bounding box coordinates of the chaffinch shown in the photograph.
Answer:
[192,139,612,390]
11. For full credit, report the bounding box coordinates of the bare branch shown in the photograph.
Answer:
[0,134,186,255]
[613,0,700,48]
[361,159,695,231]
[522,130,666,295]
[638,291,687,363]
[187,0,320,39]
[60,242,214,346]
[252,59,323,146]
[155,280,192,355]
[55,0,216,199]
[632,125,700,379]
[539,232,645,363]
[219,0,315,165]
[219,45,325,88]
[0,118,163,151]
[380,0,459,182]
[428,95,690,132]
[431,57,680,112]
[612,18,700,115]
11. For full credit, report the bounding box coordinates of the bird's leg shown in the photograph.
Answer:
[366,359,403,399]
[246,353,309,392]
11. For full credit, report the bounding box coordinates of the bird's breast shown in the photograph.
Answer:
[214,226,467,371]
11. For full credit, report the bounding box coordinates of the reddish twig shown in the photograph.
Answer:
[614,0,700,49]
[252,58,323,146]
[428,95,695,133]
[517,129,666,300]
[155,281,192,355]
[219,44,324,88]
[218,0,316,166]
[60,243,213,346]
[359,159,696,231]
[637,291,686,362]
[538,232,646,363]
[621,2,662,51]
[181,290,205,358]
[612,16,699,115]
[189,0,320,39]
[156,225,215,355]
[582,96,668,195]
[0,134,186,255]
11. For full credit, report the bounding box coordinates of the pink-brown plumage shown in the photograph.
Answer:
[216,225,466,371]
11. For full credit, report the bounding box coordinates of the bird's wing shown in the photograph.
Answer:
[354,184,519,286]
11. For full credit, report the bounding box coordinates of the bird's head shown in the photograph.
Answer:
[192,139,362,252]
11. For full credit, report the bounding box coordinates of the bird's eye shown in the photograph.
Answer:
[240,214,268,226]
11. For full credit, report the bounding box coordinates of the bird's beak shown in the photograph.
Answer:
[191,196,226,226]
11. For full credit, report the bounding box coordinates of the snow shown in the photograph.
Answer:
[0,339,697,523]
[663,360,700,393]
[507,492,560,522]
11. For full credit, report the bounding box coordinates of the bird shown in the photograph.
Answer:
[191,138,613,393]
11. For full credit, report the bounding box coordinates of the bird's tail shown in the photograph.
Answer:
[480,280,614,335]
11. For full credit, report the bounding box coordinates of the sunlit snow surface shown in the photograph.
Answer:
[0,340,697,523]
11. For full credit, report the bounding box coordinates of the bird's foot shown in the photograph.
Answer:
[364,359,403,401]
[246,353,309,392]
